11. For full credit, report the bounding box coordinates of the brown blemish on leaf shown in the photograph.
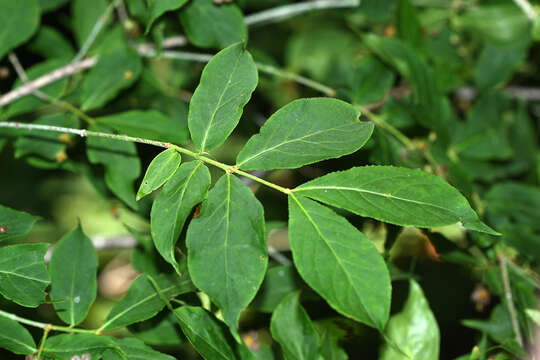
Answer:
[193,204,201,218]
[383,25,396,37]
[123,70,133,79]
[0,226,6,234]
[58,133,71,144]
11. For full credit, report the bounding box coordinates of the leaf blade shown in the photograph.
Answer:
[0,0,40,60]
[49,225,98,326]
[0,243,50,307]
[0,204,40,242]
[188,42,258,152]
[294,166,498,235]
[151,161,211,272]
[288,195,391,330]
[137,148,182,201]
[236,98,373,170]
[0,316,37,355]
[186,174,267,337]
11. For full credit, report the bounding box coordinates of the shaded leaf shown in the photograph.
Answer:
[0,0,40,60]
[146,0,189,33]
[270,292,320,360]
[463,305,514,344]
[380,280,440,360]
[72,0,107,47]
[100,273,194,331]
[27,25,75,58]
[39,0,69,12]
[86,124,141,210]
[151,161,211,272]
[475,41,529,90]
[179,0,247,49]
[294,166,497,235]
[187,174,267,337]
[96,110,189,145]
[397,0,422,48]
[42,334,122,360]
[252,265,301,313]
[236,98,372,170]
[49,225,98,326]
[288,195,391,330]
[188,42,258,152]
[173,306,236,360]
[0,204,40,242]
[0,316,37,355]
[81,49,142,111]
[103,337,176,360]
[0,243,50,307]
[128,311,184,345]
[317,321,348,360]
[137,148,181,201]
[14,114,78,163]
[347,57,394,106]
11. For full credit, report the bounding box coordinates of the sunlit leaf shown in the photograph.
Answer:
[137,148,181,201]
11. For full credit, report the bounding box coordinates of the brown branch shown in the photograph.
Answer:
[498,254,524,347]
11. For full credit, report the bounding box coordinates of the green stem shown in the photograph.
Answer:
[0,309,99,335]
[0,122,292,195]
[35,325,51,360]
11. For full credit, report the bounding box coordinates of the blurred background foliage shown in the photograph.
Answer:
[1,0,540,359]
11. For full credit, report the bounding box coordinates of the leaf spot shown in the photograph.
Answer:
[0,226,6,234]
[123,70,133,79]
[73,296,81,304]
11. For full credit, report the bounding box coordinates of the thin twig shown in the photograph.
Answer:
[244,0,360,26]
[513,0,537,21]
[73,0,119,63]
[0,309,100,335]
[0,57,97,107]
[8,53,53,103]
[499,254,524,347]
[35,325,51,360]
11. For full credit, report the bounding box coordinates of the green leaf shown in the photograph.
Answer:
[187,174,267,337]
[27,25,75,58]
[397,0,422,49]
[81,49,142,111]
[96,110,189,145]
[188,42,258,152]
[294,166,498,235]
[49,225,98,326]
[14,114,78,163]
[137,148,182,201]
[317,321,349,360]
[0,204,39,242]
[252,265,301,313]
[0,0,40,60]
[179,0,247,49]
[236,98,373,170]
[6,58,70,117]
[128,311,184,345]
[39,0,69,12]
[86,124,141,210]
[103,337,176,360]
[43,334,122,360]
[173,306,236,360]
[474,41,529,90]
[0,316,37,355]
[463,304,514,344]
[151,161,211,272]
[347,56,395,106]
[458,3,530,44]
[380,280,440,360]
[288,195,391,330]
[72,0,107,47]
[100,273,194,331]
[146,0,189,33]
[270,292,321,360]
[0,243,50,307]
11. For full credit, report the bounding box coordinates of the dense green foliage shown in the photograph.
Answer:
[0,0,539,359]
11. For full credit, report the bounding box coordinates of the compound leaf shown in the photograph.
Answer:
[186,174,267,338]
[294,166,497,235]
[288,195,391,330]
[49,225,98,326]
[236,98,373,170]
[0,243,50,307]
[188,42,258,152]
